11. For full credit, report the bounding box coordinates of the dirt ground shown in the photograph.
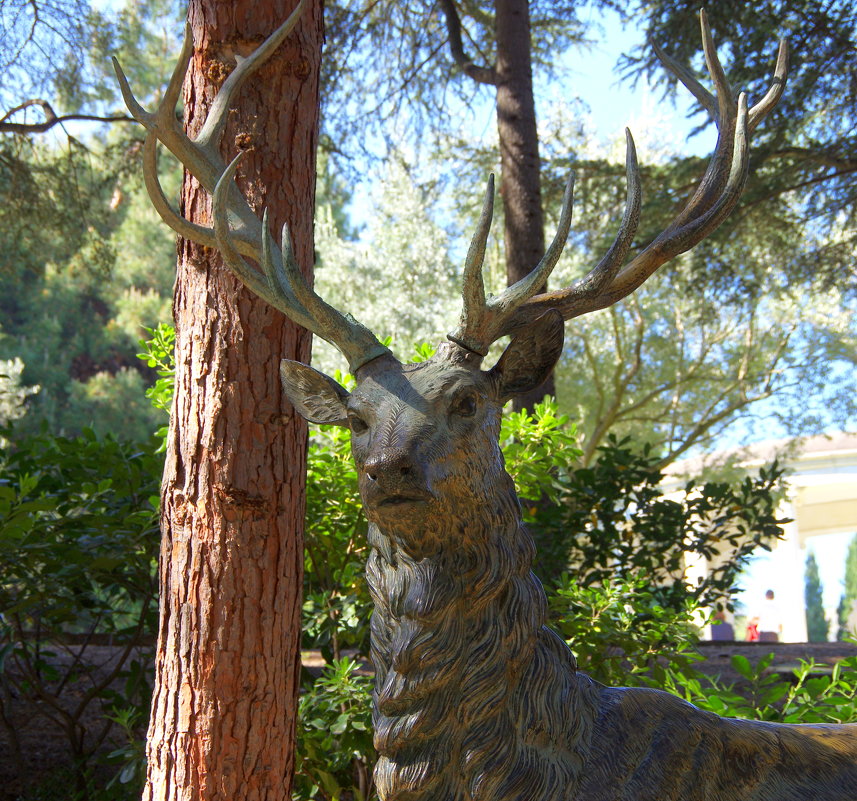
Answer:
[2,640,855,799]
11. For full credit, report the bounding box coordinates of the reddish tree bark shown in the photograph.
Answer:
[495,0,546,290]
[143,2,322,799]
[495,0,556,410]
[441,0,556,410]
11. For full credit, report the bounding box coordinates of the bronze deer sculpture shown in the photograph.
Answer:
[115,5,857,799]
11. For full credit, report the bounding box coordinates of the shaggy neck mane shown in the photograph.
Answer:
[365,468,593,801]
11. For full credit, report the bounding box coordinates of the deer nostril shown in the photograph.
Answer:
[400,466,411,476]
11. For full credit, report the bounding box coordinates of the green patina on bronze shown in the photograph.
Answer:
[118,5,857,799]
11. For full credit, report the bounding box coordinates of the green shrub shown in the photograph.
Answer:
[293,658,375,801]
[532,435,787,610]
[302,371,373,662]
[661,650,857,725]
[0,427,160,797]
[549,576,703,687]
[136,323,176,452]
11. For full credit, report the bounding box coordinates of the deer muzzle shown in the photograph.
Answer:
[360,448,433,510]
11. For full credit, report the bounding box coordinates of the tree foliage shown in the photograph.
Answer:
[805,550,829,643]
[0,146,175,439]
[0,0,181,440]
[838,534,857,640]
[555,262,856,465]
[0,0,182,128]
[313,159,460,374]
[320,1,587,166]
[0,357,38,428]
[619,0,856,297]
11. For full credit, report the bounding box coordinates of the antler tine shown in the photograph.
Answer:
[210,154,289,306]
[698,9,733,126]
[461,176,493,313]
[650,9,733,127]
[653,10,740,233]
[113,23,261,238]
[117,4,390,371]
[749,38,788,133]
[647,93,749,256]
[210,156,389,371]
[141,131,216,250]
[493,171,575,314]
[511,95,750,330]
[556,130,641,304]
[449,177,494,354]
[493,11,785,339]
[196,0,305,150]
[448,169,576,355]
[112,28,190,129]
[651,39,717,119]
[114,5,307,237]
[449,132,638,352]
[264,216,391,370]
[141,130,260,260]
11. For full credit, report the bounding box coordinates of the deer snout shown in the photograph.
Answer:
[365,449,414,481]
[364,449,421,486]
[361,449,431,507]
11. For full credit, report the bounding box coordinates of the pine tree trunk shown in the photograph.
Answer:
[494,0,556,410]
[143,2,322,799]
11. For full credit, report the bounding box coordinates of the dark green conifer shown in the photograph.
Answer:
[837,535,857,641]
[804,551,828,642]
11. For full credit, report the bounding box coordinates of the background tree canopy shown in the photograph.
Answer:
[1,0,853,456]
[620,0,856,297]
[0,0,181,439]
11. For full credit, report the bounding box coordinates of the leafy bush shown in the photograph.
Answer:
[549,576,703,687]
[302,371,373,663]
[293,658,375,801]
[0,427,160,796]
[500,400,582,504]
[136,323,175,452]
[532,435,787,609]
[661,651,857,725]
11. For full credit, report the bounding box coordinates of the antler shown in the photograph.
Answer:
[449,10,788,356]
[112,1,390,372]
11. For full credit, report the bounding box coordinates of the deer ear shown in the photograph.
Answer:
[279,360,350,426]
[488,310,564,402]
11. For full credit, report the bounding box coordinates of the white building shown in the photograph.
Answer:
[671,433,857,642]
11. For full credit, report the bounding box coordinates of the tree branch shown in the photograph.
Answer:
[437,0,497,86]
[0,99,134,134]
[770,146,857,173]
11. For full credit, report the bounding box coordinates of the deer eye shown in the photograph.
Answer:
[450,390,478,418]
[348,414,369,435]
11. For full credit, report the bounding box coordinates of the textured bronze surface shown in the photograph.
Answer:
[280,335,857,801]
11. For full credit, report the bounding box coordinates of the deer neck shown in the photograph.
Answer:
[364,468,589,800]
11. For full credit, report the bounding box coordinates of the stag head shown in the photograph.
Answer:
[113,7,787,543]
[279,311,563,553]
